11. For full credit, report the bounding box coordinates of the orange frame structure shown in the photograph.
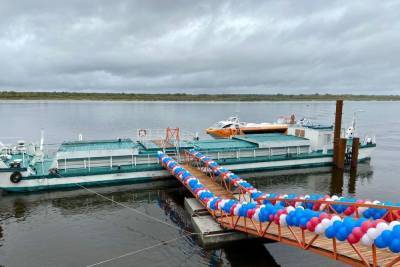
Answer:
[177,151,400,266]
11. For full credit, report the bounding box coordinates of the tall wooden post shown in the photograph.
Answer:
[335,138,347,169]
[351,137,360,169]
[333,100,343,167]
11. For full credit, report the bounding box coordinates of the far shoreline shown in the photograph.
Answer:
[0,91,399,102]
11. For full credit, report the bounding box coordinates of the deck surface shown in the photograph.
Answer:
[182,163,234,199]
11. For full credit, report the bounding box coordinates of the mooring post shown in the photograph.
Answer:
[333,100,343,167]
[336,138,347,169]
[351,137,360,169]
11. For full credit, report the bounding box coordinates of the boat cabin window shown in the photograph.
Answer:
[222,123,233,129]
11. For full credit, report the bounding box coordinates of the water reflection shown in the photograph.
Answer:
[243,163,373,198]
[348,168,358,195]
[223,240,279,267]
[330,167,344,195]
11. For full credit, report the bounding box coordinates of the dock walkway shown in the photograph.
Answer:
[160,154,400,266]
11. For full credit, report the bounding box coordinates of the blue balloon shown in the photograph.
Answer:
[389,239,400,253]
[333,221,342,232]
[363,209,371,218]
[372,212,382,220]
[382,230,394,244]
[375,236,387,249]
[286,215,293,225]
[292,216,299,226]
[336,227,348,241]
[325,226,336,239]
[393,226,400,238]
[299,217,308,228]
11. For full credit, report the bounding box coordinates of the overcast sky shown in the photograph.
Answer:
[0,0,399,94]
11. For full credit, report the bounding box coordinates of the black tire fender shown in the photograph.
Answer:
[10,172,22,183]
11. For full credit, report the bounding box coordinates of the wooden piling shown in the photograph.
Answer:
[335,138,347,169]
[351,137,360,169]
[333,100,343,166]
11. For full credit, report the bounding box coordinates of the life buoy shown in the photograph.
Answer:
[10,171,22,183]
[138,129,147,137]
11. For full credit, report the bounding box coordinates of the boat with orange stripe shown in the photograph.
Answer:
[206,115,293,138]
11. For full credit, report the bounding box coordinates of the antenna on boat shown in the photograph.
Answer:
[350,110,364,138]
[40,129,44,151]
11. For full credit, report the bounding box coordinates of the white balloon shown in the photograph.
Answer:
[315,224,325,234]
[319,204,327,210]
[361,235,373,246]
[286,206,295,213]
[218,200,227,209]
[331,216,341,222]
[280,214,287,226]
[322,218,332,228]
[253,211,260,222]
[372,200,380,205]
[233,205,241,216]
[332,195,339,201]
[376,222,389,233]
[367,228,379,240]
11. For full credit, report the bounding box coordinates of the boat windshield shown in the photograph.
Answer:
[222,123,233,129]
[213,122,228,128]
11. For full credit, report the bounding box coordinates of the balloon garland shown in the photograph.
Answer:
[188,149,399,221]
[159,151,400,253]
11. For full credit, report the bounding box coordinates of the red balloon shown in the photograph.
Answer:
[352,227,364,239]
[319,213,329,220]
[347,233,359,244]
[306,221,316,232]
[247,209,255,218]
[310,217,320,226]
[361,221,372,233]
[313,202,321,211]
[344,209,352,216]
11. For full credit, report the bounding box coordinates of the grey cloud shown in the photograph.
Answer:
[0,0,399,94]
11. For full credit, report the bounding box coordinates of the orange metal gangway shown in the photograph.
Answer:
[160,153,400,267]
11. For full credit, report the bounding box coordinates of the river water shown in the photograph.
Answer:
[0,101,398,266]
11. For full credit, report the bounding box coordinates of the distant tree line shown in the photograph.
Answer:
[0,91,399,101]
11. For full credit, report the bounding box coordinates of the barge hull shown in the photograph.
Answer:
[0,147,373,192]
